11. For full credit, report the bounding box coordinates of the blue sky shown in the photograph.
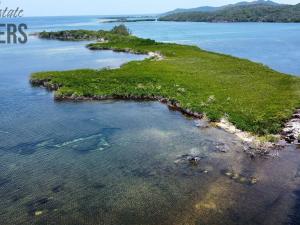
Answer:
[2,0,300,16]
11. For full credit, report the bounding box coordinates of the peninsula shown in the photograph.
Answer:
[31,26,300,137]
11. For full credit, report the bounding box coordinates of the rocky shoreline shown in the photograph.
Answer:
[30,77,300,156]
[29,78,202,119]
[282,109,300,144]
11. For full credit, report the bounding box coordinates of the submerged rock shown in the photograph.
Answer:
[250,177,258,185]
[5,142,38,155]
[175,154,204,165]
[195,201,217,210]
[187,156,202,165]
[92,183,106,190]
[243,142,272,158]
[34,211,43,216]
[215,142,230,153]
[3,139,57,156]
[194,120,210,129]
[52,184,64,193]
[27,198,48,216]
[26,197,58,217]
[222,169,258,185]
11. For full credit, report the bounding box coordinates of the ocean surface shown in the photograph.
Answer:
[1,16,300,225]
[6,16,300,75]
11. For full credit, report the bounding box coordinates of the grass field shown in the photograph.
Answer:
[31,29,300,135]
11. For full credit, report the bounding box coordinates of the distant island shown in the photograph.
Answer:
[101,18,156,23]
[99,16,157,23]
[159,0,300,22]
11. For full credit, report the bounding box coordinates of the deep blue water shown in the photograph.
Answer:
[1,16,300,225]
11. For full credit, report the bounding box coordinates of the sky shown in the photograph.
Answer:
[2,0,300,17]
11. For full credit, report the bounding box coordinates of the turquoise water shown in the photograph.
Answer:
[102,21,300,76]
[1,16,300,224]
[7,16,300,75]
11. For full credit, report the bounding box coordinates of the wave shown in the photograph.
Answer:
[54,133,103,148]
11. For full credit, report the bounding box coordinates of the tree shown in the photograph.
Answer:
[111,24,131,36]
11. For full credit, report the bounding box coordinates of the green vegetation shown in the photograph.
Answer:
[38,25,131,41]
[38,29,109,41]
[31,28,300,135]
[111,24,131,36]
[159,2,300,22]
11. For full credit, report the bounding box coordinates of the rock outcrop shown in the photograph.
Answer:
[282,109,300,144]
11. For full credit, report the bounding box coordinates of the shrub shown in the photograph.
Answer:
[111,24,131,36]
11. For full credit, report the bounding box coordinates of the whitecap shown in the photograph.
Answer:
[54,133,103,148]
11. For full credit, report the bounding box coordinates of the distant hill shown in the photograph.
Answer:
[162,0,283,15]
[159,0,300,22]
[162,6,220,15]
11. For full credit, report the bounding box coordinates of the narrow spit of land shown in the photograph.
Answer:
[31,27,300,138]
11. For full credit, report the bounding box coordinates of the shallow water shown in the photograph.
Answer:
[1,17,300,225]
[1,99,300,225]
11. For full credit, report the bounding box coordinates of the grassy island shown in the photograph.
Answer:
[31,27,300,135]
